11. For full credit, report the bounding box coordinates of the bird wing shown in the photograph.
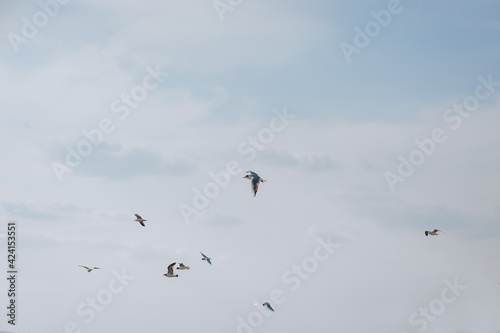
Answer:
[139,220,145,227]
[79,265,90,270]
[265,303,274,312]
[93,267,101,270]
[207,258,212,265]
[167,262,176,274]
[135,214,142,219]
[246,170,259,177]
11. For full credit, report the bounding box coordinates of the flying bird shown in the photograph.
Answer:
[163,263,178,277]
[425,229,445,236]
[243,170,266,197]
[177,263,190,270]
[253,302,274,312]
[134,214,146,227]
[200,252,212,265]
[79,265,101,273]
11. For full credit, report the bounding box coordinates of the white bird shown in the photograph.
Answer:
[243,170,266,197]
[79,265,101,273]
[425,229,445,236]
[134,214,146,227]
[177,263,190,270]
[163,263,178,277]
[253,302,274,312]
[200,252,212,265]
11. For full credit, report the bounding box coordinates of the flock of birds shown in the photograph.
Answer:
[78,170,446,314]
[78,170,276,310]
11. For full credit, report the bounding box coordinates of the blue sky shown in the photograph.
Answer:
[1,1,500,332]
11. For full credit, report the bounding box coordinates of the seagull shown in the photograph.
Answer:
[253,302,274,312]
[163,263,178,277]
[200,252,212,265]
[134,214,146,227]
[79,265,101,273]
[243,170,266,197]
[425,229,445,236]
[177,263,190,270]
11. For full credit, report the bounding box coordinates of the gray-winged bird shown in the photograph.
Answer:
[200,252,212,265]
[163,263,178,277]
[253,302,274,312]
[243,170,266,197]
[177,263,190,270]
[134,214,146,227]
[79,265,101,273]
[425,229,445,236]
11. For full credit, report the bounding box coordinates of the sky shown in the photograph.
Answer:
[0,0,500,332]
